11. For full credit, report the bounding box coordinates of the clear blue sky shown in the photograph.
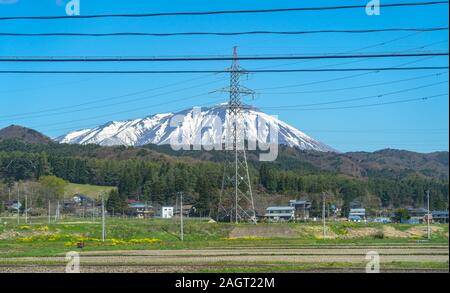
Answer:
[0,0,448,153]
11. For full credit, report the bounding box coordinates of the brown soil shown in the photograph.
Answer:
[343,228,380,239]
[229,226,298,238]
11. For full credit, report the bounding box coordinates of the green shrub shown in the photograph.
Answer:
[373,231,385,239]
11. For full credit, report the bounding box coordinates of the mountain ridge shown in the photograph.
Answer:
[56,104,336,152]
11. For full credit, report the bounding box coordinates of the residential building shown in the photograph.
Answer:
[264,206,295,222]
[174,204,194,218]
[432,211,449,224]
[289,200,311,220]
[4,200,21,213]
[408,208,428,218]
[128,202,153,218]
[348,208,366,222]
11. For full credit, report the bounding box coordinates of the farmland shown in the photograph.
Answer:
[0,218,448,273]
[64,183,117,200]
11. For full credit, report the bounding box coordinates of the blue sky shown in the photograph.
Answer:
[0,0,448,153]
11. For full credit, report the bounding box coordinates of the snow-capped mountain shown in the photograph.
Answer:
[56,104,335,152]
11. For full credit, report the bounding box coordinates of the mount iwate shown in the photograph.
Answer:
[57,104,335,152]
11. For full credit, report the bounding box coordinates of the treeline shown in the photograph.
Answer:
[0,139,448,216]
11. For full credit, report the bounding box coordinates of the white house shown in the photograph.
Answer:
[264,206,295,222]
[162,206,174,219]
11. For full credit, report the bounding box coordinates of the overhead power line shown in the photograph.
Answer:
[0,77,227,122]
[0,74,221,119]
[1,27,448,37]
[31,92,224,129]
[0,1,447,21]
[0,52,447,62]
[261,93,447,111]
[1,67,447,74]
[260,72,448,94]
[261,80,448,108]
[256,39,447,88]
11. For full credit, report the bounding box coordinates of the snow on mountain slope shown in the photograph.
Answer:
[56,104,336,152]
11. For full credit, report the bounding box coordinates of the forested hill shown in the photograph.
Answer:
[0,136,448,214]
[0,125,52,144]
[132,144,450,181]
[1,137,447,180]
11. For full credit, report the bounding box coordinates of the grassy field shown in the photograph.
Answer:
[0,217,448,272]
[64,183,116,199]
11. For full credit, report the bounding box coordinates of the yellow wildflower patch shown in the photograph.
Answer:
[111,239,127,246]
[128,238,161,244]
[34,226,49,232]
[17,236,33,242]
[223,236,268,241]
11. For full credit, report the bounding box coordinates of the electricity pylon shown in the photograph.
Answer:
[217,47,257,224]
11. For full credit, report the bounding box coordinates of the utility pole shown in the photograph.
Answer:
[55,201,60,223]
[29,187,33,224]
[322,192,326,240]
[180,192,184,241]
[427,190,431,240]
[101,193,106,242]
[48,200,51,224]
[25,193,28,224]
[218,46,257,224]
[17,182,20,225]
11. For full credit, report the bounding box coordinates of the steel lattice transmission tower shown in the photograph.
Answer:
[217,47,257,224]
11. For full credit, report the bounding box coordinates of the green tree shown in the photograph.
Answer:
[106,189,127,214]
[38,175,67,201]
[393,208,411,223]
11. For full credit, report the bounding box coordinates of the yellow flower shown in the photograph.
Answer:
[17,236,34,242]
[46,235,61,241]
[223,236,267,241]
[19,225,31,230]
[111,239,126,246]
[128,238,161,244]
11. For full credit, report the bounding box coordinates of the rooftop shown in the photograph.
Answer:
[266,206,295,211]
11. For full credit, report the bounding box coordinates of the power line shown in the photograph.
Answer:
[2,47,441,120]
[261,93,447,111]
[0,73,221,119]
[35,98,225,134]
[31,91,224,129]
[253,33,447,76]
[261,80,448,108]
[0,76,227,121]
[1,27,448,37]
[256,52,446,90]
[302,129,448,133]
[0,67,447,74]
[260,72,448,95]
[0,52,447,62]
[0,1,447,21]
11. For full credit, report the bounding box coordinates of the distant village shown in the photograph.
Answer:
[2,193,448,225]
